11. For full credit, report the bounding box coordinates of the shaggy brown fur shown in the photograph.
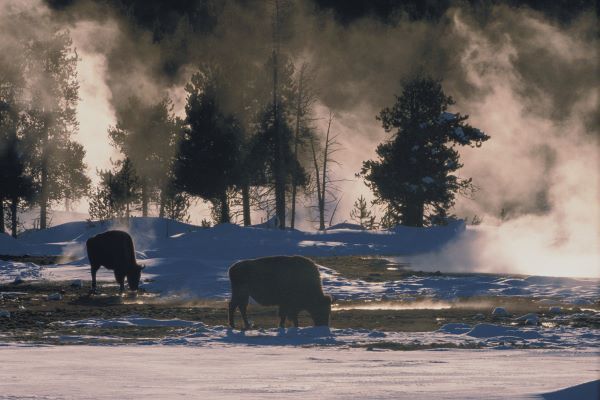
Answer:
[228,255,332,329]
[86,230,144,293]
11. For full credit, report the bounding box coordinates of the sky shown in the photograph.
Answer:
[0,0,598,275]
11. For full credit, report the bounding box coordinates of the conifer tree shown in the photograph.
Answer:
[20,28,85,229]
[109,97,181,217]
[174,70,243,224]
[361,76,489,227]
[350,195,375,230]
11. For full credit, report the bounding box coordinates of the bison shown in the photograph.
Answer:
[86,230,144,294]
[228,255,333,329]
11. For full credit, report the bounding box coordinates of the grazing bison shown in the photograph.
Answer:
[228,256,333,329]
[86,230,144,294]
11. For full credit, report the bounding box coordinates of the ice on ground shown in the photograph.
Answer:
[50,316,600,349]
[59,316,208,329]
[515,313,540,325]
[46,293,63,301]
[0,261,44,282]
[492,307,510,316]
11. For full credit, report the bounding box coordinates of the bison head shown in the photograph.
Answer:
[126,264,145,291]
[310,295,333,326]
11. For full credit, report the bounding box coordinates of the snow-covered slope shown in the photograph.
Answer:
[0,233,29,255]
[1,217,599,303]
[11,217,465,258]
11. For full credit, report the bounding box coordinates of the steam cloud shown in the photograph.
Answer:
[1,0,597,276]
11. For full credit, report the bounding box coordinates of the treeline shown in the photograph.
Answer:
[0,23,90,237]
[1,4,490,236]
[87,2,341,231]
[88,53,333,230]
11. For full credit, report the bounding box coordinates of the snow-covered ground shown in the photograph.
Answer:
[1,217,599,398]
[0,345,597,400]
[1,218,598,304]
[45,315,600,349]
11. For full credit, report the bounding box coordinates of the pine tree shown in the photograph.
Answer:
[0,133,34,237]
[350,195,375,230]
[161,179,191,223]
[20,28,83,229]
[109,97,181,217]
[361,76,489,227]
[174,69,243,224]
[60,141,91,211]
[88,158,140,221]
[0,25,32,236]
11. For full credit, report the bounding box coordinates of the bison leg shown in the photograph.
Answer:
[239,302,251,330]
[228,296,251,329]
[229,281,251,329]
[114,271,125,293]
[290,312,299,328]
[278,307,287,328]
[90,265,100,294]
[227,300,237,328]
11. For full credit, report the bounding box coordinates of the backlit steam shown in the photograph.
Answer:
[406,10,599,278]
[1,1,597,277]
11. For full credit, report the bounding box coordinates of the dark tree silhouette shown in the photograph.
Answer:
[109,97,181,217]
[0,47,32,237]
[174,70,243,224]
[20,29,82,229]
[350,195,376,230]
[361,76,490,227]
[88,158,140,221]
[0,132,34,237]
[60,141,91,212]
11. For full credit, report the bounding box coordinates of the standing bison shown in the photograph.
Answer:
[86,230,144,294]
[228,256,333,329]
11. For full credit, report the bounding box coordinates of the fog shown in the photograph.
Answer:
[1,0,597,277]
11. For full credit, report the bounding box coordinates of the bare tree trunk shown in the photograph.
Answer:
[242,183,251,226]
[125,175,132,221]
[159,189,166,218]
[64,197,70,212]
[318,115,333,230]
[404,200,424,227]
[220,191,230,224]
[141,178,149,217]
[10,197,18,238]
[290,66,305,230]
[39,117,49,230]
[272,1,286,230]
[310,136,323,230]
[0,197,5,234]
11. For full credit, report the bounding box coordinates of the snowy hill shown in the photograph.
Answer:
[3,217,465,259]
[1,217,598,304]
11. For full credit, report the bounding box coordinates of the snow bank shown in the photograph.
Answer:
[540,379,599,400]
[0,233,29,255]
